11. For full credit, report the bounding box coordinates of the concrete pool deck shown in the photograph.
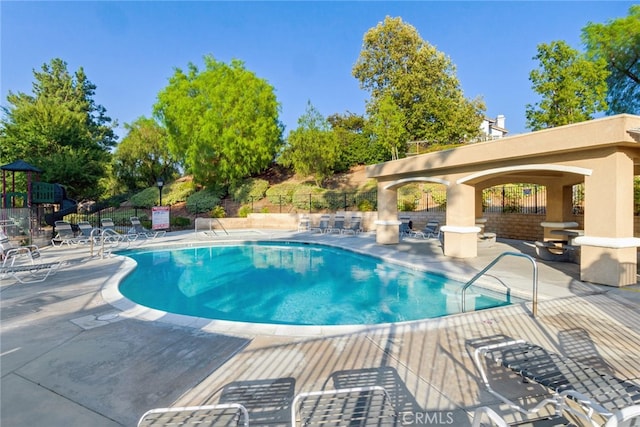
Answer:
[2,229,640,426]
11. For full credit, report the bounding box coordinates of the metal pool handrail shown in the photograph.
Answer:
[461,252,539,317]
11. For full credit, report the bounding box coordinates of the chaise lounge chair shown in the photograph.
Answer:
[291,386,396,427]
[326,215,345,234]
[310,215,331,234]
[100,218,134,242]
[129,217,166,239]
[471,337,640,426]
[342,216,362,235]
[0,230,41,261]
[1,236,61,283]
[51,221,85,246]
[77,221,102,243]
[137,403,249,427]
[472,404,640,427]
[410,221,440,239]
[297,215,310,232]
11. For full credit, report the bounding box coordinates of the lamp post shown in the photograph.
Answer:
[156,177,164,206]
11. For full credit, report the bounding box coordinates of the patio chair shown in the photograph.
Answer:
[326,215,345,234]
[471,337,640,426]
[129,217,166,239]
[310,215,331,234]
[342,216,362,235]
[410,221,440,239]
[137,403,249,427]
[51,221,84,246]
[291,386,397,427]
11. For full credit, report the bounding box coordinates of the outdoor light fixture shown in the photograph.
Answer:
[156,177,164,206]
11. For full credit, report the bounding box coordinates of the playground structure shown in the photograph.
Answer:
[1,159,77,244]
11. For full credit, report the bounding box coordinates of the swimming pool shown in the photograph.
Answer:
[118,242,513,326]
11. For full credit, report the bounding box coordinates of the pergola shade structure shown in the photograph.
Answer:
[366,114,640,287]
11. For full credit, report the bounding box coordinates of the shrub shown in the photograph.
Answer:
[210,205,226,218]
[186,187,224,214]
[129,187,160,208]
[163,181,196,205]
[357,199,375,211]
[229,178,269,203]
[292,185,329,210]
[266,183,297,204]
[171,216,191,227]
[399,199,417,212]
[238,205,252,218]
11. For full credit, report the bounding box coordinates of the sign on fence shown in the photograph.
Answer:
[152,206,170,230]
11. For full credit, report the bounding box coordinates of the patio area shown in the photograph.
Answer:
[1,229,639,426]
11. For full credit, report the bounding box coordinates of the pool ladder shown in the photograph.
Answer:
[461,252,539,317]
[207,218,229,236]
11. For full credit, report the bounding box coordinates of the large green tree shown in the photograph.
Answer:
[352,16,485,146]
[582,5,640,115]
[278,102,338,187]
[0,58,116,199]
[113,117,180,192]
[526,40,609,130]
[367,93,408,160]
[327,112,387,169]
[154,56,283,187]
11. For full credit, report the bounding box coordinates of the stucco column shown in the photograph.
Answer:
[542,183,574,240]
[374,181,400,244]
[441,183,480,258]
[575,150,640,286]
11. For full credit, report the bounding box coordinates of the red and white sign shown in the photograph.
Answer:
[152,206,170,230]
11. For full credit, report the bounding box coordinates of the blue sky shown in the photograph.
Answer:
[1,1,635,141]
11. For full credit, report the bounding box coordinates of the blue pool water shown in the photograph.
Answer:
[118,242,512,326]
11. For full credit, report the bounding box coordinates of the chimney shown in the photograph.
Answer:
[496,115,505,129]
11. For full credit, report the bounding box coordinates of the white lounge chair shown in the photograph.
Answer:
[342,216,362,235]
[292,386,396,427]
[326,215,345,234]
[137,403,249,427]
[129,217,166,239]
[0,230,40,261]
[1,242,61,283]
[100,218,135,242]
[297,215,310,232]
[51,221,84,246]
[77,221,101,243]
[472,404,640,427]
[310,215,331,234]
[472,337,640,426]
[410,221,440,239]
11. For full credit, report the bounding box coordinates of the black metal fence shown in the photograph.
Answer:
[7,183,618,231]
[228,184,599,215]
